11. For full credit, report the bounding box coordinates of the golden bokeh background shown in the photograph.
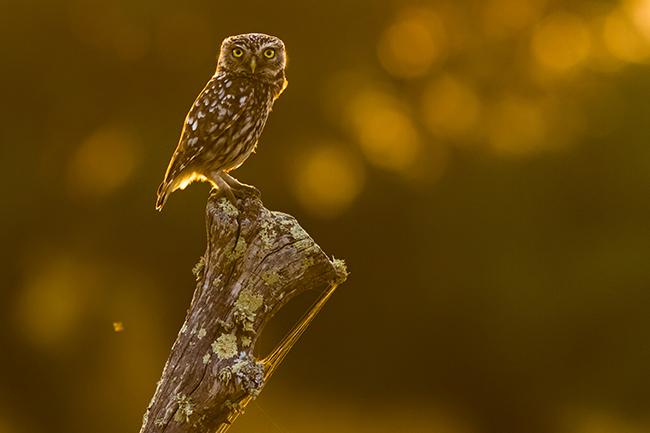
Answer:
[1,0,650,432]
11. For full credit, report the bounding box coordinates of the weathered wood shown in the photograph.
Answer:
[140,190,348,433]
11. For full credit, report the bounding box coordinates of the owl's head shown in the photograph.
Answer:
[217,33,287,81]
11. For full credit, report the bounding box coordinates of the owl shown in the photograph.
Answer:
[155,33,288,210]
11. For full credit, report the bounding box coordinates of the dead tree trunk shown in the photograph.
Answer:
[139,190,348,433]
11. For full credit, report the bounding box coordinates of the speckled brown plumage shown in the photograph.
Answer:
[156,33,288,210]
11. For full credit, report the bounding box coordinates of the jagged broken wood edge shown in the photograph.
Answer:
[140,190,348,433]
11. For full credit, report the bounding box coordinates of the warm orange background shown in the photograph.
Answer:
[1,0,650,432]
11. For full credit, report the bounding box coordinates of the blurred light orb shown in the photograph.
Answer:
[625,0,650,41]
[603,9,650,63]
[422,75,481,140]
[377,8,446,78]
[348,90,421,172]
[483,0,547,37]
[532,12,592,73]
[67,126,139,197]
[293,144,365,218]
[487,96,546,156]
[15,255,89,348]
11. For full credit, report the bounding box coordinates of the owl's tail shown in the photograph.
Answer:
[155,181,171,211]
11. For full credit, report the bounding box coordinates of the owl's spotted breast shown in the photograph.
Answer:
[182,74,274,171]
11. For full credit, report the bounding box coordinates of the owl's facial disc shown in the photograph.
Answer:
[218,33,286,81]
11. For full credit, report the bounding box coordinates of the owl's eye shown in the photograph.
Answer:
[263,48,276,59]
[232,48,244,58]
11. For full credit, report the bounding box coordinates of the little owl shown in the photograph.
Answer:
[156,33,288,210]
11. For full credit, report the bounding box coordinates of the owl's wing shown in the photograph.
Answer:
[162,76,254,180]
[156,75,255,209]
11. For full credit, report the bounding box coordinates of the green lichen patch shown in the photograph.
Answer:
[259,220,277,249]
[197,328,207,339]
[289,222,305,240]
[261,270,281,286]
[234,288,264,331]
[241,335,252,347]
[192,256,205,281]
[173,394,194,423]
[218,198,239,218]
[332,257,348,284]
[235,289,263,316]
[202,352,211,364]
[211,333,238,360]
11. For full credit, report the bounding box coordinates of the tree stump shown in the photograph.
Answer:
[139,190,348,433]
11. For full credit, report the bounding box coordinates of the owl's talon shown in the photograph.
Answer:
[222,187,238,205]
[211,187,237,205]
[222,173,261,198]
[212,173,238,205]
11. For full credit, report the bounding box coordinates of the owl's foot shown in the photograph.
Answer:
[222,173,261,198]
[211,172,237,204]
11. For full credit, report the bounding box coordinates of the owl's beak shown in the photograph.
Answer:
[250,57,257,73]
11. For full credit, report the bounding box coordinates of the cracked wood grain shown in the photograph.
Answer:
[139,190,348,433]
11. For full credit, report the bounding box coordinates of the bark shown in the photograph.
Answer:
[139,190,347,433]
